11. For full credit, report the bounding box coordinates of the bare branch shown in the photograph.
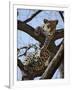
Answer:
[54,29,64,40]
[18,45,32,57]
[18,46,28,50]
[17,59,32,80]
[17,20,45,45]
[17,59,24,71]
[59,11,64,22]
[17,20,63,44]
[24,10,42,23]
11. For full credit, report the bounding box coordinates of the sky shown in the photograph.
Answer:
[17,9,64,80]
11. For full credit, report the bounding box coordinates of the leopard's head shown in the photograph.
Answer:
[42,19,58,36]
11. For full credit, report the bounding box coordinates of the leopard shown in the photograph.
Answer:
[23,19,58,80]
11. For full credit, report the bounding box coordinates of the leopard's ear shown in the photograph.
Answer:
[44,19,48,24]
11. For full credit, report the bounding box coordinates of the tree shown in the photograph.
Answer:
[17,10,64,80]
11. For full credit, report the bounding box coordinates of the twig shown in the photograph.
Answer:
[18,45,32,57]
[59,11,64,22]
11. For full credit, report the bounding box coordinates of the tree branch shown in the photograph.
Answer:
[54,29,64,40]
[17,20,64,44]
[17,59,32,80]
[17,20,45,45]
[18,45,33,57]
[24,10,42,23]
[17,59,24,71]
[40,41,64,79]
[59,11,64,22]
